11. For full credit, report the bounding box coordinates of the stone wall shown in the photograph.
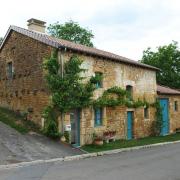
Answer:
[158,95,180,133]
[78,106,156,145]
[0,31,158,145]
[62,52,157,145]
[63,53,157,102]
[0,31,52,125]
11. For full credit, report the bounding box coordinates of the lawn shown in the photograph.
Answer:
[81,133,180,153]
[0,107,40,134]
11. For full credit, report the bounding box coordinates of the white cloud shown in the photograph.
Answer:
[0,0,180,60]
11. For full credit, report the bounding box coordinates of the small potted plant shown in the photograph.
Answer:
[103,131,111,143]
[93,133,104,146]
[110,131,116,141]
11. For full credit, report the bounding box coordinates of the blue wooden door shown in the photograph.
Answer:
[160,99,169,135]
[127,111,133,140]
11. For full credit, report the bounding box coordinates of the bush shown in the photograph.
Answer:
[64,131,70,143]
[43,106,60,139]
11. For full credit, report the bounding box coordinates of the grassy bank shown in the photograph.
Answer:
[82,133,180,153]
[0,107,40,134]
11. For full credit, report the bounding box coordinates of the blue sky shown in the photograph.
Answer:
[0,0,180,60]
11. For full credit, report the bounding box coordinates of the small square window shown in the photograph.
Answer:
[95,72,103,89]
[126,85,133,101]
[174,101,178,112]
[94,108,103,126]
[144,107,149,119]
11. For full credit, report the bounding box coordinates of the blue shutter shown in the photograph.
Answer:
[96,82,100,89]
[95,108,102,126]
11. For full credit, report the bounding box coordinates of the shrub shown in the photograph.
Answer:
[43,106,60,139]
[64,131,70,143]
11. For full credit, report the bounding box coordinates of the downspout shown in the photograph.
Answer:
[58,47,67,135]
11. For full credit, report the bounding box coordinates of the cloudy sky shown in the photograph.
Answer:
[0,0,180,60]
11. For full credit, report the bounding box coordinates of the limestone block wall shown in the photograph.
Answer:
[0,31,158,146]
[106,106,127,139]
[158,95,180,133]
[62,53,157,102]
[79,106,127,145]
[62,52,157,145]
[133,106,156,138]
[0,31,52,125]
[79,106,156,145]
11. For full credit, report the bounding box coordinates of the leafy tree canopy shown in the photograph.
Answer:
[140,41,180,89]
[47,20,94,47]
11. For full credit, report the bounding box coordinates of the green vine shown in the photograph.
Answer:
[43,51,95,138]
[42,106,60,139]
[90,73,103,84]
[151,100,163,136]
[43,51,162,139]
[93,86,150,108]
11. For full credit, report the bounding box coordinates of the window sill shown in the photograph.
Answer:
[94,125,103,127]
[94,125,105,129]
[95,87,103,90]
[144,118,150,121]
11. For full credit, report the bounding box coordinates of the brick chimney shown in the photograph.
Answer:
[27,18,46,33]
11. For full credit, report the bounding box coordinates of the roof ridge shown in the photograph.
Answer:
[10,26,132,59]
[0,25,159,71]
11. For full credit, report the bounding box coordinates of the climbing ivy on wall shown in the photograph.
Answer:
[93,86,150,108]
[43,51,96,137]
[151,100,163,136]
[43,51,162,138]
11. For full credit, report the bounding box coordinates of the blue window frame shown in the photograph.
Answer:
[94,108,103,126]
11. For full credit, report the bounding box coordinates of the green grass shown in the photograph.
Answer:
[81,133,180,153]
[0,107,40,134]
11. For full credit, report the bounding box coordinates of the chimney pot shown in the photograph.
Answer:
[27,18,46,33]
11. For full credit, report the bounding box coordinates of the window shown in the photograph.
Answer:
[174,101,178,112]
[95,72,103,89]
[7,62,13,79]
[94,108,103,126]
[126,85,133,100]
[144,107,149,119]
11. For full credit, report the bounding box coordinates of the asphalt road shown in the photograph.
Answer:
[1,142,180,180]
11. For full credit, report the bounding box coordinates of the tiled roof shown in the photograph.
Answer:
[157,85,180,95]
[0,25,159,71]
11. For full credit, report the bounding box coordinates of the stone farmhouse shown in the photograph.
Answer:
[0,19,179,146]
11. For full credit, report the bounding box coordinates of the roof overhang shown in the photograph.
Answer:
[0,25,159,72]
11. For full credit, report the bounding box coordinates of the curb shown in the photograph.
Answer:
[1,140,180,170]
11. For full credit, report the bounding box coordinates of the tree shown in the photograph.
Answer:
[43,51,95,137]
[0,37,3,45]
[47,20,94,47]
[140,41,180,89]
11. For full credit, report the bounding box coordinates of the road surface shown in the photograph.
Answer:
[1,142,180,180]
